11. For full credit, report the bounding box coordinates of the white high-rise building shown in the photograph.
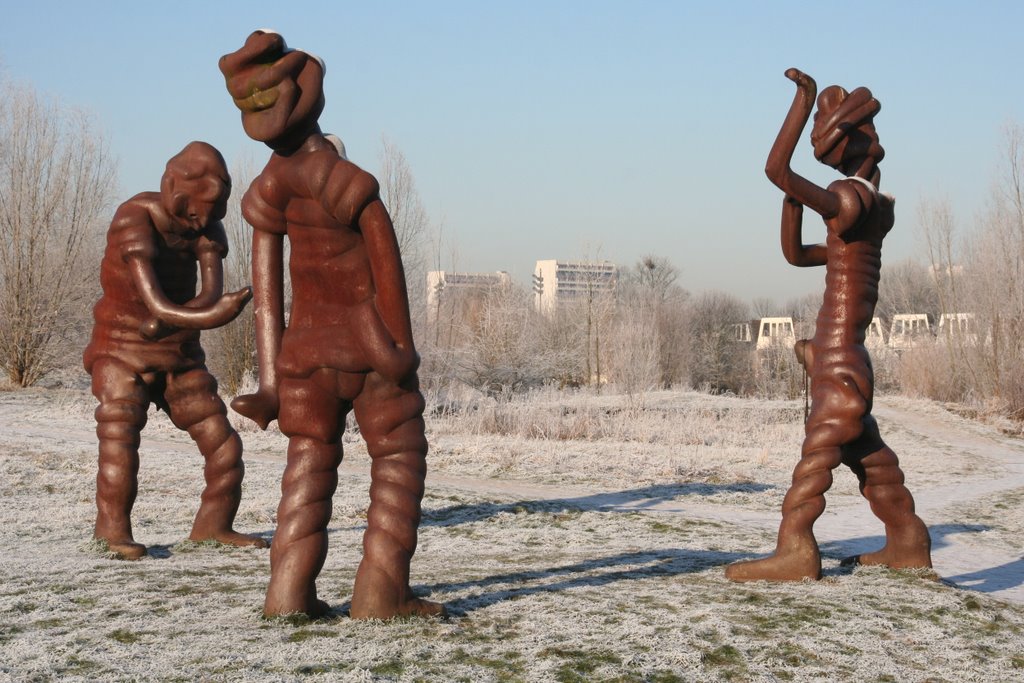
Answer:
[426,270,512,320]
[532,260,618,315]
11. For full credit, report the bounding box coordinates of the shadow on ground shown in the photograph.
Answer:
[413,547,747,616]
[423,482,774,527]
[819,523,1022,593]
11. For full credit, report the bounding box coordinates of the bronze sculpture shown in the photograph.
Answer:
[84,141,264,560]
[220,30,444,619]
[726,69,932,582]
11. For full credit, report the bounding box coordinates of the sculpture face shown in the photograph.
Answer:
[810,85,885,174]
[219,31,325,147]
[161,176,227,233]
[815,120,885,175]
[159,143,231,234]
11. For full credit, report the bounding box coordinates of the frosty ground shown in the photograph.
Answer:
[1,386,1023,682]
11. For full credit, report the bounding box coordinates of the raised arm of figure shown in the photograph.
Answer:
[229,229,283,429]
[766,68,835,267]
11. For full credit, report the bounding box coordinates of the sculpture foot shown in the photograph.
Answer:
[263,594,332,619]
[725,545,821,582]
[100,537,147,561]
[841,521,932,570]
[189,529,269,549]
[350,590,446,621]
[840,544,932,571]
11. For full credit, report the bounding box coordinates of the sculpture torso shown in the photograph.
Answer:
[85,194,225,373]
[242,139,385,378]
[810,177,893,396]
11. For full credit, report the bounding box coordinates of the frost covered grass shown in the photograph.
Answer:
[2,386,1024,681]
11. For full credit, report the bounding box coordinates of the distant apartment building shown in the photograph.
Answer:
[426,270,512,321]
[888,313,931,350]
[865,316,886,349]
[937,312,977,345]
[755,317,796,350]
[730,322,753,343]
[532,260,618,315]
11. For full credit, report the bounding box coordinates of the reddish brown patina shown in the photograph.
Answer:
[726,69,932,582]
[220,30,444,619]
[84,141,264,560]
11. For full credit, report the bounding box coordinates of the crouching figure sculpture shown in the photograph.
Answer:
[84,141,265,560]
[220,30,445,619]
[726,69,932,582]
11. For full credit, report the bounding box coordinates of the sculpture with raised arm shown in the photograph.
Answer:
[84,141,263,560]
[726,69,932,582]
[220,30,445,619]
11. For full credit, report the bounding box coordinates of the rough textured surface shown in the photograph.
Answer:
[2,387,1023,681]
[220,30,441,619]
[728,69,931,582]
[83,142,261,561]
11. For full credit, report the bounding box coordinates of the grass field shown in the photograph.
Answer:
[1,387,1022,681]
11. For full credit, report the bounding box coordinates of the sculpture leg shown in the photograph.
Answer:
[841,417,932,569]
[349,371,445,619]
[91,357,149,560]
[263,372,346,618]
[163,368,268,549]
[726,376,863,581]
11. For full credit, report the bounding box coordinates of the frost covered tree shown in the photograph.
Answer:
[686,290,751,394]
[0,78,115,386]
[378,136,431,331]
[616,255,689,389]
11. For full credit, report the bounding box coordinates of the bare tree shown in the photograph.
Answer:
[876,258,940,323]
[454,283,548,395]
[378,136,431,331]
[622,255,690,387]
[0,78,115,386]
[750,296,780,318]
[686,290,752,394]
[607,297,660,398]
[960,123,1024,415]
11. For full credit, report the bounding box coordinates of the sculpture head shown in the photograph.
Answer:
[219,30,325,150]
[811,85,885,177]
[160,142,230,233]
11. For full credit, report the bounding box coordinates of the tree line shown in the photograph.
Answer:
[2,76,1021,422]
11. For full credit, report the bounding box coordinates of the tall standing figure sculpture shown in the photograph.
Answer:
[220,30,445,619]
[726,69,932,582]
[85,142,265,560]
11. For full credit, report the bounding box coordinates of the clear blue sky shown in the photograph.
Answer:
[2,1,1021,303]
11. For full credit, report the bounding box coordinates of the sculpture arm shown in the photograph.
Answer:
[361,199,414,348]
[230,229,283,429]
[765,68,840,219]
[189,248,225,308]
[187,221,230,308]
[780,196,827,267]
[129,255,250,334]
[359,198,419,381]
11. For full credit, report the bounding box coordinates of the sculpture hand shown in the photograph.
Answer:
[231,389,279,430]
[197,286,253,330]
[217,286,253,319]
[784,68,816,93]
